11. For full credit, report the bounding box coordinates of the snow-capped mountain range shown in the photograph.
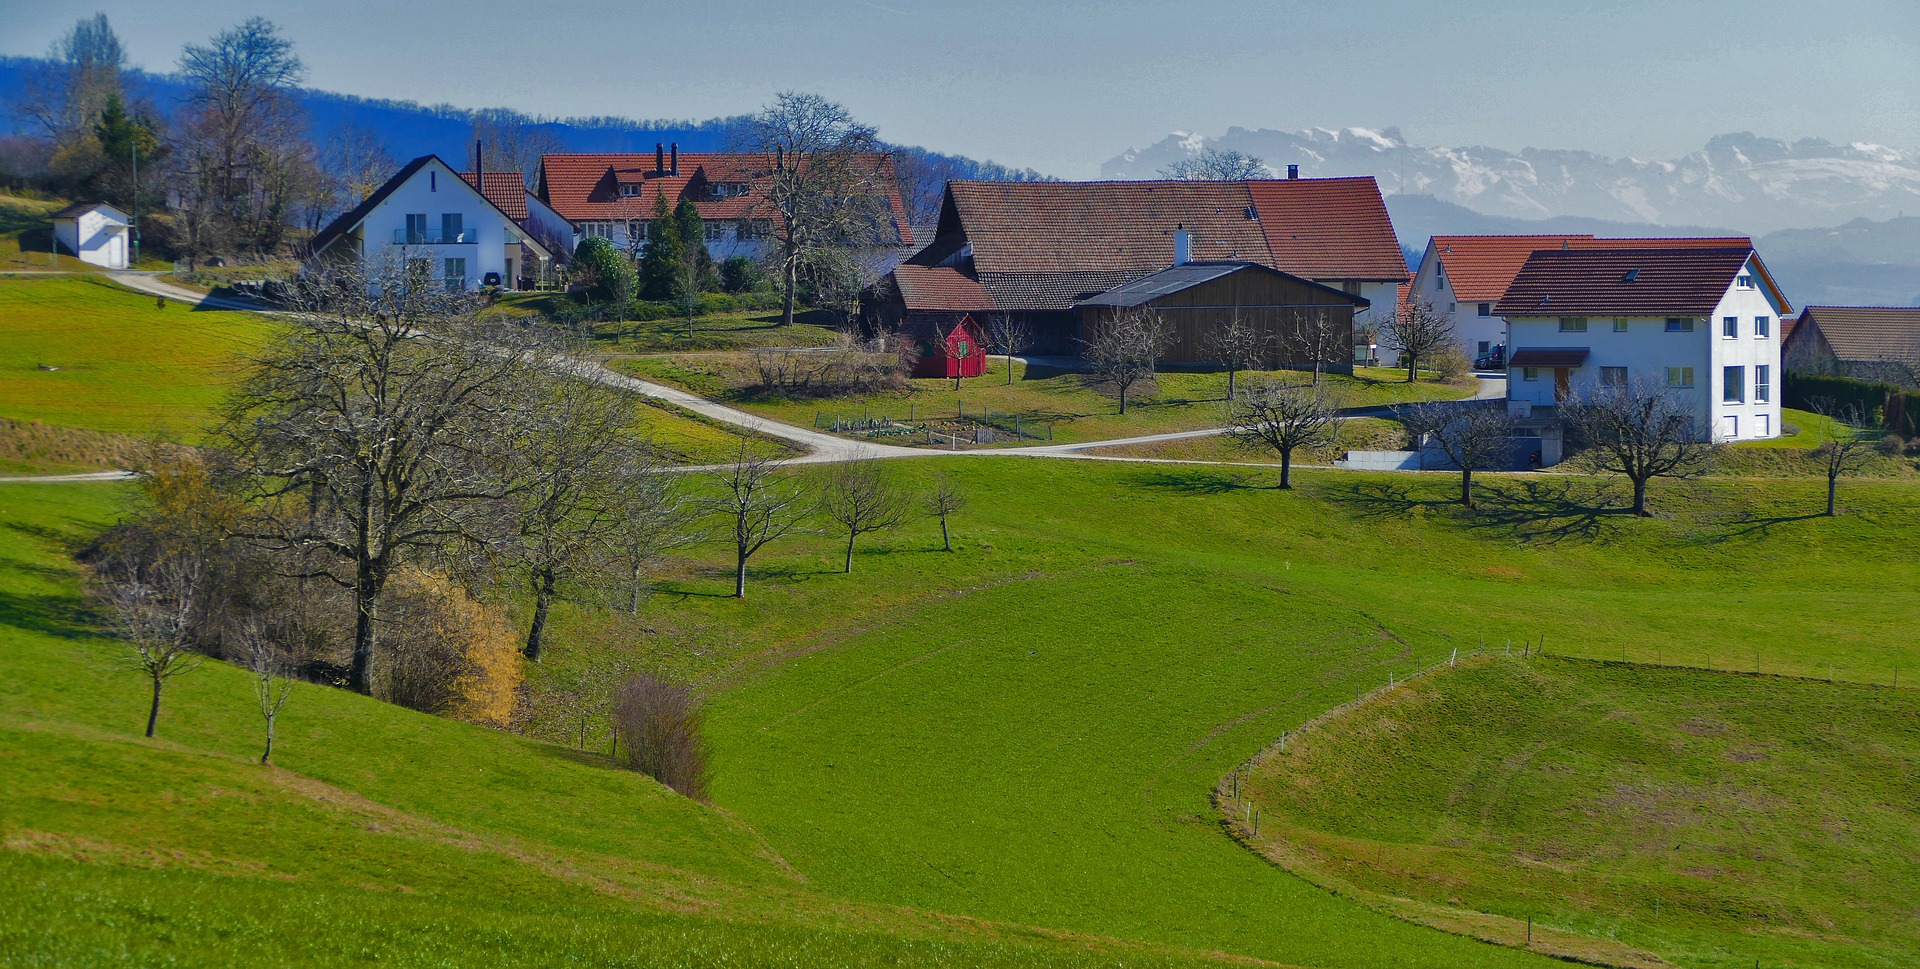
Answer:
[1104,127,1920,236]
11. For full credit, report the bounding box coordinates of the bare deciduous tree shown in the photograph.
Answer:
[738,92,895,328]
[608,459,699,615]
[1385,297,1455,383]
[221,259,538,694]
[612,671,710,801]
[105,558,204,739]
[1083,310,1171,414]
[1295,308,1352,386]
[242,622,294,765]
[1397,402,1517,508]
[1807,399,1876,516]
[1159,148,1269,180]
[817,457,916,573]
[985,313,1035,387]
[926,474,967,553]
[1562,377,1719,516]
[707,443,807,598]
[1205,314,1268,400]
[175,17,308,255]
[1227,380,1342,489]
[19,14,126,142]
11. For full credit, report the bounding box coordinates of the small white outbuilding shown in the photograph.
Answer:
[51,202,132,270]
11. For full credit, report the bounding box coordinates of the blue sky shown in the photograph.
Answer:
[3,0,1915,176]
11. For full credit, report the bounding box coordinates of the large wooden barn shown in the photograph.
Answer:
[1076,261,1369,373]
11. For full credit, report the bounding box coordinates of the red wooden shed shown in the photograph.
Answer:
[907,314,988,379]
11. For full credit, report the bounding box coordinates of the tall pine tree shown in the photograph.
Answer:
[639,193,683,301]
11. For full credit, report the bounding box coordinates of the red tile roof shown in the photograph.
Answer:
[1495,246,1779,318]
[1431,235,1755,303]
[1247,177,1408,282]
[1790,305,1920,363]
[459,171,527,221]
[893,265,995,312]
[537,152,912,245]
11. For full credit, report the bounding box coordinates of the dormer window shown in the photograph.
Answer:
[710,182,750,199]
[618,184,643,198]
[1736,274,1755,290]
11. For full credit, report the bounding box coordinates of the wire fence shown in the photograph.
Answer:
[813,401,1054,443]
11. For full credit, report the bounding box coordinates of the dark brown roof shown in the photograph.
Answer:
[1429,234,1754,302]
[893,265,994,312]
[1494,246,1786,318]
[459,171,527,221]
[309,155,552,261]
[944,180,1271,276]
[980,271,1135,312]
[1507,348,1591,367]
[1075,261,1369,309]
[1790,305,1920,363]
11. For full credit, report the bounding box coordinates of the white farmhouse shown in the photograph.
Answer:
[1498,245,1789,443]
[308,155,554,291]
[1408,234,1751,370]
[51,202,131,269]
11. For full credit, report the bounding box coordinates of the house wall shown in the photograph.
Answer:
[56,210,129,269]
[1504,258,1784,441]
[1078,270,1359,375]
[1407,247,1505,367]
[354,159,516,291]
[575,220,769,265]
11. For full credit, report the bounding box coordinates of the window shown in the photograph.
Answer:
[1613,317,1629,332]
[627,220,648,242]
[1756,365,1771,403]
[1755,316,1771,338]
[1477,302,1492,317]
[1559,316,1588,333]
[404,213,428,244]
[1601,366,1628,387]
[441,213,463,244]
[1477,341,1491,355]
[1722,316,1739,339]
[1448,302,1457,313]
[1722,414,1740,437]
[429,170,437,192]
[1521,367,1539,382]
[1666,366,1695,388]
[618,184,642,198]
[1736,274,1755,289]
[443,257,466,292]
[1665,317,1695,332]
[1722,365,1745,403]
[736,219,765,240]
[705,222,726,242]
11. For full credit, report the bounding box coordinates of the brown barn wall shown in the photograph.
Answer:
[1078,270,1358,375]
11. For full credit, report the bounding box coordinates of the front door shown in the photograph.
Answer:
[1553,368,1572,402]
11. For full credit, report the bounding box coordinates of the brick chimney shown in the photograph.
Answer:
[655,143,665,174]
[1287,164,1299,179]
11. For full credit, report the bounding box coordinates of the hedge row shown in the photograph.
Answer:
[1783,371,1919,436]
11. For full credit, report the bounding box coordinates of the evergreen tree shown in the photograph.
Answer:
[93,94,165,213]
[673,198,718,292]
[638,193,683,301]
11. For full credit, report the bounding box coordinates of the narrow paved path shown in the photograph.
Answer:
[100,272,1502,472]
[0,471,138,483]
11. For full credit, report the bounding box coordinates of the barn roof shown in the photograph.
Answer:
[1494,246,1785,318]
[1247,177,1408,282]
[1429,234,1756,303]
[893,265,995,312]
[1790,305,1920,363]
[1075,261,1370,309]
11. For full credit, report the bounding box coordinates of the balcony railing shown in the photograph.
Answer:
[392,228,478,244]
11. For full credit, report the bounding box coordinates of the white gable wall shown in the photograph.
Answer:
[351,159,517,291]
[54,208,130,269]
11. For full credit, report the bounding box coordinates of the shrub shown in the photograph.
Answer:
[611,672,710,800]
[571,236,636,305]
[380,568,523,726]
[1878,434,1905,457]
[1432,347,1473,383]
[750,336,903,397]
[719,256,765,294]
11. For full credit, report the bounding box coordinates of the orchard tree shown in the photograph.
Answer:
[1397,401,1517,508]
[1385,297,1455,383]
[1227,380,1341,489]
[1083,309,1171,414]
[1807,399,1876,516]
[817,457,916,573]
[1205,315,1267,399]
[707,443,807,598]
[1160,148,1268,180]
[1562,377,1719,516]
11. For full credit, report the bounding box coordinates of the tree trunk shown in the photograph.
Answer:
[844,529,857,574]
[781,256,798,328]
[1118,383,1128,415]
[1827,473,1838,516]
[1007,358,1015,386]
[1278,449,1293,490]
[525,570,556,661]
[350,570,379,695]
[1461,467,1474,508]
[735,552,748,598]
[145,675,162,738]
[261,715,275,765]
[628,563,644,615]
[1407,356,1418,383]
[941,516,952,552]
[1631,476,1651,516]
[1226,367,1236,401]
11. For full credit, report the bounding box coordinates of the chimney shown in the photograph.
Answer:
[1174,228,1192,266]
[670,142,679,176]
[655,142,665,174]
[1287,164,1299,180]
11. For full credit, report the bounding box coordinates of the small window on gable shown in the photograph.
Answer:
[1477,302,1491,317]
[1736,274,1755,289]
[429,170,437,191]
[1755,316,1771,338]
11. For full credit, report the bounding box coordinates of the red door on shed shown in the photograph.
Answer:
[913,315,988,379]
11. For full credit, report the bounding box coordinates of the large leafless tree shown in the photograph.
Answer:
[817,457,916,573]
[1083,309,1171,414]
[1385,297,1455,383]
[19,14,126,142]
[175,17,310,255]
[1561,377,1719,516]
[1160,148,1269,180]
[220,260,540,694]
[1396,401,1517,508]
[738,92,895,327]
[1226,380,1342,489]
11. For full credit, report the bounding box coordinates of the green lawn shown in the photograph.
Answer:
[1235,655,1919,969]
[0,193,170,273]
[492,292,843,353]
[618,355,1476,447]
[0,275,274,438]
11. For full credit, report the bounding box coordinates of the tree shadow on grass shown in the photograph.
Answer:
[1326,480,1460,522]
[1689,509,1831,545]
[1465,478,1634,544]
[529,743,620,771]
[1130,469,1269,495]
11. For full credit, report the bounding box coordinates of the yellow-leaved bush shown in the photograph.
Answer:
[382,567,523,727]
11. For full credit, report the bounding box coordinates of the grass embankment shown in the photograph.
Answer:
[531,461,1917,968]
[492,293,842,353]
[0,483,1283,968]
[617,355,1476,447]
[0,193,168,273]
[1233,655,1920,969]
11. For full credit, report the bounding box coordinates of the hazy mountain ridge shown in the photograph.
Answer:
[1107,126,1920,235]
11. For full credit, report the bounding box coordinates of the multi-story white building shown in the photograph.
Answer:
[1408,234,1751,370]
[308,155,554,292]
[1498,245,1789,442]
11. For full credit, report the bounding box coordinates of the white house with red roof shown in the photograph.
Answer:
[1498,245,1790,442]
[1409,234,1753,369]
[536,143,913,263]
[308,154,555,292]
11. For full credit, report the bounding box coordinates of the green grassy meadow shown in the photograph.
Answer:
[0,193,169,273]
[1234,655,1920,969]
[617,355,1475,447]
